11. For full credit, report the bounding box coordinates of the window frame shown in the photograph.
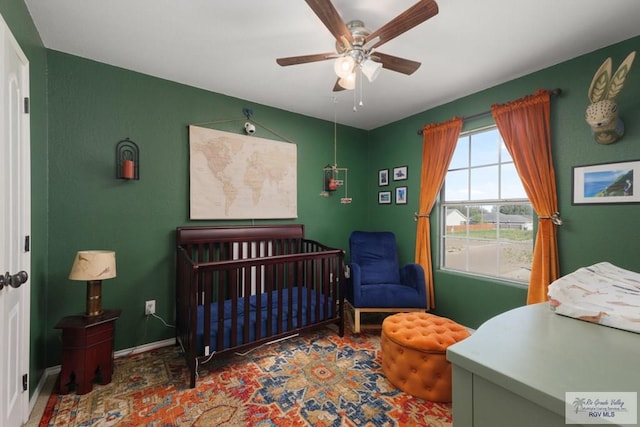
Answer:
[439,125,534,285]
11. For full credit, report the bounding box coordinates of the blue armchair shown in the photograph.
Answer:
[347,231,428,332]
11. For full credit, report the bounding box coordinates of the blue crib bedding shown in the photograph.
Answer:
[196,287,331,352]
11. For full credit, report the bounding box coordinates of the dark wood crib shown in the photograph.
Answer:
[176,224,345,388]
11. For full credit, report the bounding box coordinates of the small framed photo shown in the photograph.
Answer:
[378,191,391,204]
[393,166,408,181]
[573,160,640,204]
[378,169,389,186]
[395,186,408,204]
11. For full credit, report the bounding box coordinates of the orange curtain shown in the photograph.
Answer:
[491,89,560,304]
[415,117,464,309]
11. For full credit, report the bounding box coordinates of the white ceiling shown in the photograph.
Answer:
[24,0,640,130]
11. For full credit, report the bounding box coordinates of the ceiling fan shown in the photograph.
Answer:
[276,0,439,91]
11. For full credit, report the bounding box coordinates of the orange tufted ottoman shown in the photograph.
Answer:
[380,312,470,402]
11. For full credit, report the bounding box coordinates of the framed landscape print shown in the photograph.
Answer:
[572,160,640,204]
[378,191,391,204]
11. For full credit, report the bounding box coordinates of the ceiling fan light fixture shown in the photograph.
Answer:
[361,58,382,82]
[276,0,437,92]
[334,56,355,78]
[338,72,356,90]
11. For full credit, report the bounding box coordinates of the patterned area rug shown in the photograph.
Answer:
[39,326,452,426]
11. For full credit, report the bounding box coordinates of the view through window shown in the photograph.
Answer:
[440,126,533,283]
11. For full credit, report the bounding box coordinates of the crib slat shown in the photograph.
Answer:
[266,262,274,337]
[253,261,262,343]
[276,259,284,335]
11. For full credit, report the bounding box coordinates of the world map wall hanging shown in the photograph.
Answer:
[189,125,297,219]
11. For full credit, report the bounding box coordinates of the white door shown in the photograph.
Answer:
[0,13,31,427]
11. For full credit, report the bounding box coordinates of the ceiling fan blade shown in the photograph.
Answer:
[375,52,421,75]
[366,0,439,50]
[332,79,346,92]
[277,52,336,66]
[305,0,353,44]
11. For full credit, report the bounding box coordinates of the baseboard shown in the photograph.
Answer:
[29,365,59,413]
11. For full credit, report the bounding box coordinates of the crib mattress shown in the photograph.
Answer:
[197,287,332,351]
[547,262,640,333]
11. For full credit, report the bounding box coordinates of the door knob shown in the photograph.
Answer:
[0,271,28,290]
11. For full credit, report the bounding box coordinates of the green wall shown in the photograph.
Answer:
[0,0,48,394]
[45,51,369,366]
[368,36,640,328]
[5,0,640,392]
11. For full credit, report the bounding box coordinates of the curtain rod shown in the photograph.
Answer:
[416,88,562,136]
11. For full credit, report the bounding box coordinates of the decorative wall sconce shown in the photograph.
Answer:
[116,137,139,180]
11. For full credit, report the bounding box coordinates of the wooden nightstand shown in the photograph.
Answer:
[54,309,121,395]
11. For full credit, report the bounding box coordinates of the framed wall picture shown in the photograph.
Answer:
[378,191,391,204]
[395,186,408,204]
[393,166,408,181]
[378,169,389,186]
[572,160,640,204]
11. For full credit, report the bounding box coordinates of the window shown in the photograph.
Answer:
[440,126,533,283]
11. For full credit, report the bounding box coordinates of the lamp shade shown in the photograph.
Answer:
[334,56,355,79]
[338,72,356,90]
[69,250,117,281]
[361,58,382,82]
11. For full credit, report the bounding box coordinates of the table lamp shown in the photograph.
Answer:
[68,250,116,316]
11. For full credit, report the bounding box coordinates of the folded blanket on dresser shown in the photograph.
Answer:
[548,262,640,333]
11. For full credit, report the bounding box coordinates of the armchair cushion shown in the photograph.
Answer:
[349,231,401,284]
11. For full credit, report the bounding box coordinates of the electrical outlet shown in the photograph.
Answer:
[145,300,156,315]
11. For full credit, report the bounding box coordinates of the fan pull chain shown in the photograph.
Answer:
[352,81,357,112]
[359,68,364,107]
[333,97,338,167]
